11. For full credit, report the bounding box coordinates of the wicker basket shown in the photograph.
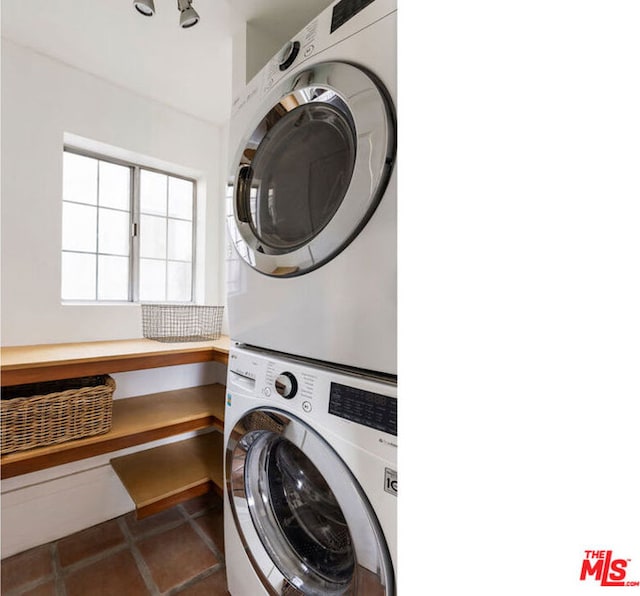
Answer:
[0,375,115,454]
[243,411,286,434]
[141,304,224,342]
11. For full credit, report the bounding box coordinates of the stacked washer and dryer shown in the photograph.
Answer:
[223,0,397,594]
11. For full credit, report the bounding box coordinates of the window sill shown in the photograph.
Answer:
[61,301,140,306]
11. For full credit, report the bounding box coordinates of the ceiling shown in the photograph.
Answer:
[1,0,332,124]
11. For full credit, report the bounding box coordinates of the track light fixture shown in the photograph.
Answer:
[177,0,200,28]
[133,0,155,17]
[132,0,200,28]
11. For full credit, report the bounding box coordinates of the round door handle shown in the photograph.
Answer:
[274,372,298,399]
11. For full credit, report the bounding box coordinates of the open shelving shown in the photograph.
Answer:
[1,337,230,517]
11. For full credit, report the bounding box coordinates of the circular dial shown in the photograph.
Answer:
[278,40,300,71]
[274,372,298,399]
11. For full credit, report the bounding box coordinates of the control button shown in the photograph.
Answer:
[263,387,271,397]
[303,44,314,57]
[275,372,298,399]
[302,401,312,413]
[278,40,300,71]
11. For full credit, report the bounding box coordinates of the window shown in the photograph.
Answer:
[61,148,196,302]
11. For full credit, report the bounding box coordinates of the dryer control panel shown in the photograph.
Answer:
[257,0,396,99]
[330,0,376,33]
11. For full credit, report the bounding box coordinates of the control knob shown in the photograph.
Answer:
[274,372,298,399]
[278,40,300,71]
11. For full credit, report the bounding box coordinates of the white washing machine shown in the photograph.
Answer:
[224,344,397,595]
[226,0,397,376]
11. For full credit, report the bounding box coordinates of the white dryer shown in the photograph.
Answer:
[226,0,397,375]
[224,344,397,595]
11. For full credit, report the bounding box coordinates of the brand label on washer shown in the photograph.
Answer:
[384,468,397,497]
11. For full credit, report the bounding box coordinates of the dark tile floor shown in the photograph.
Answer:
[1,493,229,596]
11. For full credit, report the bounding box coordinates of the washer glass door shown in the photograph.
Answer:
[228,61,395,277]
[226,409,394,595]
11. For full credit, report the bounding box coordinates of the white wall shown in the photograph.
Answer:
[0,38,227,346]
[231,24,248,100]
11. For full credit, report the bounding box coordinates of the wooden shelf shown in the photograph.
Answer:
[111,432,224,519]
[0,336,231,386]
[0,384,226,479]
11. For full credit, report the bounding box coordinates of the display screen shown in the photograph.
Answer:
[329,382,397,436]
[330,0,376,33]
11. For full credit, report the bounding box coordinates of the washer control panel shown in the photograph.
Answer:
[227,346,396,462]
[228,346,397,448]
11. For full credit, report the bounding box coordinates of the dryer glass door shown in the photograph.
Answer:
[247,101,356,252]
[226,408,394,595]
[229,61,395,277]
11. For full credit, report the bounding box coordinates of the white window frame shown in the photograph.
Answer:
[62,146,198,303]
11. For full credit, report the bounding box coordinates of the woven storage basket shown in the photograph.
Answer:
[0,375,115,454]
[142,304,224,342]
[243,411,286,434]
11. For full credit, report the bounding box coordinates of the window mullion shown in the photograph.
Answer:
[191,180,196,303]
[131,166,141,303]
[165,176,170,302]
[95,163,100,301]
